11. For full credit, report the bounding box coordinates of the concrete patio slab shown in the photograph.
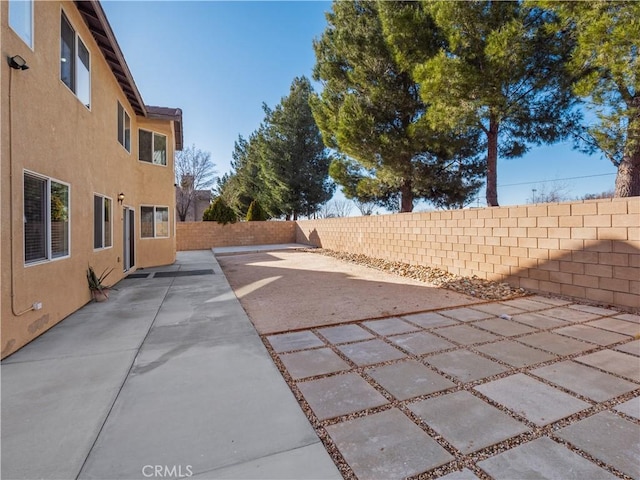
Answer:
[614,313,640,324]
[527,295,572,306]
[615,397,640,420]
[297,373,388,421]
[400,311,460,328]
[436,324,501,345]
[317,324,375,344]
[409,391,529,454]
[477,437,618,480]
[362,317,420,336]
[439,307,494,322]
[425,350,509,383]
[326,408,453,479]
[575,349,640,382]
[475,374,590,426]
[532,361,638,402]
[615,339,640,356]
[500,297,553,312]
[337,339,406,366]
[543,307,602,323]
[388,331,456,356]
[366,360,455,400]
[568,304,619,317]
[471,303,526,316]
[510,312,569,330]
[475,340,557,368]
[557,411,640,478]
[587,317,640,337]
[517,331,598,356]
[439,469,481,480]
[279,348,350,380]
[267,331,324,353]
[473,318,537,337]
[217,250,480,334]
[554,324,630,346]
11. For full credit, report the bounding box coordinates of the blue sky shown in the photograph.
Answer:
[102,1,618,209]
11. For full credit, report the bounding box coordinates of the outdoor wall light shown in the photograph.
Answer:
[8,55,29,70]
[118,192,125,203]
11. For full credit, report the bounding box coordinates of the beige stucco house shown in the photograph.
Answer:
[1,0,183,358]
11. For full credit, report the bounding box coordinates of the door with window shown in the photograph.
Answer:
[123,207,135,271]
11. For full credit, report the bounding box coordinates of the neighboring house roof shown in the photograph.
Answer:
[74,0,183,150]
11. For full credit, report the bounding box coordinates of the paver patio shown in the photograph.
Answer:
[260,294,639,479]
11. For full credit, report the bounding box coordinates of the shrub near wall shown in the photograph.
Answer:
[296,198,640,310]
[176,221,296,251]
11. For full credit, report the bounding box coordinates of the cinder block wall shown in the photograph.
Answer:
[176,221,296,251]
[296,198,640,309]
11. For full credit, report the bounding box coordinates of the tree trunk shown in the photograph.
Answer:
[486,116,499,207]
[614,107,640,197]
[400,179,413,213]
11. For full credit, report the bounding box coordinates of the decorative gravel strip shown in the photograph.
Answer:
[261,302,639,480]
[304,249,528,301]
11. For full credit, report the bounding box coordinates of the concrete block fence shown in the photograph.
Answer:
[176,198,639,310]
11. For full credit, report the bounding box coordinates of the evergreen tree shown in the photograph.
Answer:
[246,200,269,221]
[260,76,335,220]
[539,1,639,197]
[202,197,237,224]
[312,0,484,212]
[380,1,579,206]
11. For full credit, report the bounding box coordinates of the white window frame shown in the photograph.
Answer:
[93,194,113,250]
[117,102,131,152]
[9,0,34,49]
[23,170,71,266]
[60,10,91,109]
[138,129,168,166]
[140,205,170,239]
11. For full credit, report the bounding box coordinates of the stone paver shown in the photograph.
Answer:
[475,374,590,426]
[555,324,630,346]
[475,340,557,368]
[615,397,640,420]
[297,373,388,421]
[426,350,509,383]
[614,313,640,324]
[439,469,480,480]
[587,318,640,337]
[477,437,618,480]
[326,408,453,480]
[474,318,537,337]
[409,391,529,454]
[337,339,406,366]
[388,331,456,356]
[543,307,601,323]
[439,308,494,322]
[436,324,501,345]
[575,350,640,382]
[517,332,597,356]
[279,348,350,380]
[569,304,618,317]
[401,312,460,328]
[557,411,640,478]
[318,324,375,344]
[528,295,572,306]
[615,339,640,356]
[511,312,568,330]
[532,361,639,402]
[501,297,554,312]
[267,331,324,353]
[363,318,420,336]
[471,303,525,316]
[366,360,455,401]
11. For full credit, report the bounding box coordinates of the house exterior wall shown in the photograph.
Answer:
[1,1,178,358]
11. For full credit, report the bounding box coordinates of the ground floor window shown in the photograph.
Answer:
[93,194,112,249]
[24,172,70,264]
[140,205,169,238]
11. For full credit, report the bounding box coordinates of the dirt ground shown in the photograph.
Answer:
[218,250,484,334]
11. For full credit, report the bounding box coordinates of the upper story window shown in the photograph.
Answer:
[9,0,33,48]
[60,12,90,108]
[24,171,70,264]
[117,102,131,152]
[139,130,167,166]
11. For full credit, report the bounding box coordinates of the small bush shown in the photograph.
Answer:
[203,197,237,224]
[246,200,269,221]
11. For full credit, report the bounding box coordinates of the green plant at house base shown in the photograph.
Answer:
[203,197,237,224]
[87,266,113,296]
[246,200,269,221]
